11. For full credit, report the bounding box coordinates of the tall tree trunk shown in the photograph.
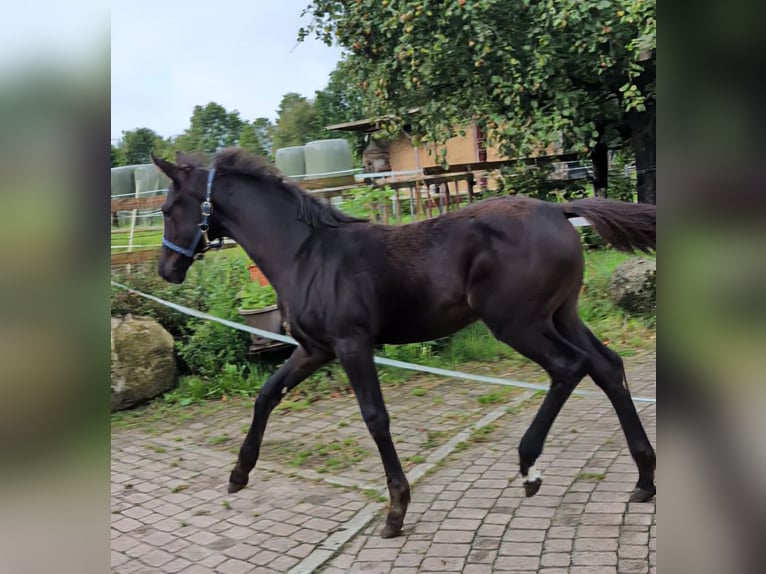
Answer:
[632,106,656,204]
[590,136,609,197]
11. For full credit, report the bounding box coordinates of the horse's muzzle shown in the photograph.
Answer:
[158,255,190,284]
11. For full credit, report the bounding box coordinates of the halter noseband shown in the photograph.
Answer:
[162,168,223,259]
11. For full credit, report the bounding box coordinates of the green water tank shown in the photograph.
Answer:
[304,139,353,175]
[134,163,170,195]
[274,146,306,177]
[111,165,136,197]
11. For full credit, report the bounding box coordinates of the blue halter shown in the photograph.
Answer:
[162,168,223,259]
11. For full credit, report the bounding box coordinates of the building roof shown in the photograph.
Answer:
[325,108,421,133]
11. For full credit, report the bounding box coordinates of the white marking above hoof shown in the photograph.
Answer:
[524,465,541,483]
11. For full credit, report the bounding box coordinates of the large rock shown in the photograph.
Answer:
[111,314,177,411]
[608,258,656,314]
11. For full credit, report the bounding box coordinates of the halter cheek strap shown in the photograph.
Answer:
[162,168,222,259]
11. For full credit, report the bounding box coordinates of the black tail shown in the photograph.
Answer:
[560,197,656,253]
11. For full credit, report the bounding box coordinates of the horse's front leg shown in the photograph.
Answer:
[228,345,332,492]
[336,340,410,538]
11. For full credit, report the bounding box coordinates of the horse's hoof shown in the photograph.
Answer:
[523,478,542,498]
[381,522,402,539]
[629,487,656,503]
[228,481,247,494]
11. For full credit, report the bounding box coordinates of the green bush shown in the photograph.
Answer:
[493,163,589,203]
[237,282,277,309]
[164,364,268,405]
[339,185,392,220]
[175,257,252,378]
[111,252,253,377]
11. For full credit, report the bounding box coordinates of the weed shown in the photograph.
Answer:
[577,472,606,481]
[469,424,496,443]
[289,450,312,467]
[477,392,504,405]
[423,430,445,449]
[276,397,312,413]
[362,489,388,503]
[207,435,230,445]
[410,388,427,397]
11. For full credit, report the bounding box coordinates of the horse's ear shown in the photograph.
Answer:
[151,153,179,181]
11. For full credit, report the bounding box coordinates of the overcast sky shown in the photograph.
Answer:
[111,1,343,141]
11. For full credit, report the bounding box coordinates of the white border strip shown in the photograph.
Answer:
[110,282,655,404]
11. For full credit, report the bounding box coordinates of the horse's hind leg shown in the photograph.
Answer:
[554,305,656,502]
[482,314,591,497]
[335,340,410,538]
[228,346,332,493]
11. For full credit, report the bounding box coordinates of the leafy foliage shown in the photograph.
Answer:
[339,185,393,219]
[175,102,245,153]
[237,282,278,309]
[117,127,168,165]
[301,0,656,194]
[238,117,274,157]
[111,253,252,377]
[271,92,319,150]
[111,144,125,167]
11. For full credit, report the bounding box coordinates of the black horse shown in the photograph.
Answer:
[152,149,656,538]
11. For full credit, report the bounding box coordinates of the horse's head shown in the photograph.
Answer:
[151,152,215,284]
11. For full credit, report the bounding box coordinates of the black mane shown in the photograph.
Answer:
[213,147,367,228]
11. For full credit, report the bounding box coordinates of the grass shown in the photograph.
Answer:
[111,247,654,422]
[577,472,607,481]
[362,488,388,503]
[285,438,369,474]
[207,435,230,445]
[111,228,164,252]
[423,430,446,449]
[477,389,516,405]
[469,424,497,443]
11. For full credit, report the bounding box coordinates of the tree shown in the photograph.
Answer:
[312,59,368,159]
[111,144,125,167]
[175,102,244,154]
[238,117,274,157]
[271,92,319,151]
[301,0,656,203]
[119,127,165,165]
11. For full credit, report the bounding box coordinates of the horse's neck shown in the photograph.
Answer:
[218,179,309,289]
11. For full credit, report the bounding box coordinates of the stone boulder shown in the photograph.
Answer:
[111,314,177,411]
[608,258,656,314]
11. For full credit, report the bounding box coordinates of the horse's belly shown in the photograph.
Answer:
[377,302,476,345]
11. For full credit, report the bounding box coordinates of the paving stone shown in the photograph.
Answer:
[498,541,543,556]
[112,355,655,574]
[541,553,571,567]
[425,543,472,558]
[493,555,541,570]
